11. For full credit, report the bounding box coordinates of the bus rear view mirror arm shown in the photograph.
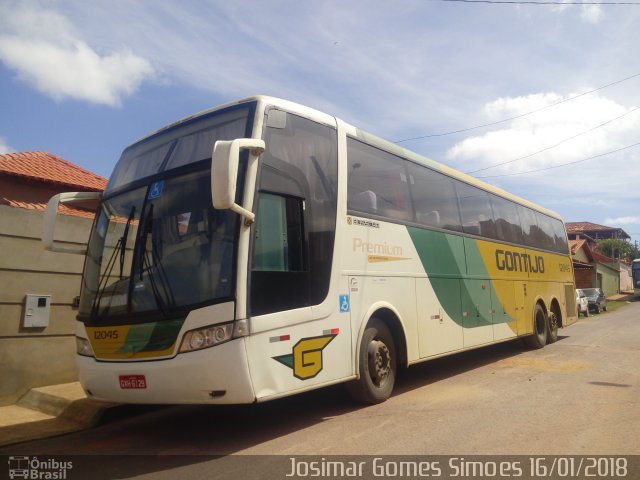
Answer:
[211,138,265,224]
[43,191,102,254]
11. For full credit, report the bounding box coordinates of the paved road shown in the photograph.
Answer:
[2,301,638,477]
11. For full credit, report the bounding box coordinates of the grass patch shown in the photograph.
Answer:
[601,300,628,314]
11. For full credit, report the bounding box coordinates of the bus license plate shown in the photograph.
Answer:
[119,375,147,389]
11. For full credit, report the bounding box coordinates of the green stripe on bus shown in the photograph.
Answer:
[407,227,508,327]
[118,319,184,353]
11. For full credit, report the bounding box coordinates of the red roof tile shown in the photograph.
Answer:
[0,151,107,191]
[566,222,617,233]
[0,198,96,219]
[569,239,586,255]
[567,222,598,232]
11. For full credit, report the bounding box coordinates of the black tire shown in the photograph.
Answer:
[524,303,548,349]
[595,304,601,314]
[584,308,589,318]
[603,305,607,312]
[547,311,559,344]
[346,319,396,404]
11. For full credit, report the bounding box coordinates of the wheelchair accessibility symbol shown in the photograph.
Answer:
[339,294,350,313]
[148,180,164,199]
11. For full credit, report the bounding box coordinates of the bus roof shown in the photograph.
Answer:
[124,95,563,221]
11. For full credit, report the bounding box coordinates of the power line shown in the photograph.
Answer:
[395,72,640,143]
[466,105,640,174]
[475,140,640,178]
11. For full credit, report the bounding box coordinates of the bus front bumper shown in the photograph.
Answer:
[77,338,256,404]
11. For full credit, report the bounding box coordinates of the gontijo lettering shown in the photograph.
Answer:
[495,249,545,274]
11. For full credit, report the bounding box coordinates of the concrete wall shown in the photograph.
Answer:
[0,205,93,405]
[618,263,633,293]
[572,248,590,264]
[594,262,620,297]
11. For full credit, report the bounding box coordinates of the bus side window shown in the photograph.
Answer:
[535,212,560,252]
[490,195,524,245]
[457,182,497,239]
[407,162,462,232]
[253,193,305,272]
[252,110,337,315]
[518,205,542,249]
[350,190,378,214]
[347,138,411,221]
[550,218,569,253]
[251,192,309,315]
[416,210,440,227]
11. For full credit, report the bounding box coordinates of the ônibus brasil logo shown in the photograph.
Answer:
[8,456,73,480]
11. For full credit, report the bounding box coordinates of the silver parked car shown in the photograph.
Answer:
[582,288,607,313]
[576,289,589,317]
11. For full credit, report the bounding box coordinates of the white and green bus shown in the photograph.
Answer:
[44,96,577,405]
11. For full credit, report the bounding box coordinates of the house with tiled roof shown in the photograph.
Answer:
[0,152,107,405]
[0,151,106,219]
[566,221,630,241]
[566,221,627,296]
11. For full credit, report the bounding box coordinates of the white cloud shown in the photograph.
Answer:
[443,91,640,228]
[550,2,603,24]
[446,92,640,176]
[0,136,13,154]
[0,4,154,106]
[580,5,603,24]
[1,1,637,238]
[604,216,640,226]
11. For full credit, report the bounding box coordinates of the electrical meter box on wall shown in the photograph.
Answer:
[23,294,51,328]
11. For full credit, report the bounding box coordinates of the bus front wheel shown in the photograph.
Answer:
[524,303,548,349]
[346,319,396,404]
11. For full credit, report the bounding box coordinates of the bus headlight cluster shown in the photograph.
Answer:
[179,320,248,353]
[76,336,95,357]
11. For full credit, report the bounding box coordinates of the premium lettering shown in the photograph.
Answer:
[353,238,403,256]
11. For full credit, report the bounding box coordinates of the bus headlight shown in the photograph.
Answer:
[179,319,249,353]
[76,336,95,357]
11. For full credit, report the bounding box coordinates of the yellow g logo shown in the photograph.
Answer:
[273,334,336,380]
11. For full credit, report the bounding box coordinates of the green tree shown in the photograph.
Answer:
[596,238,634,261]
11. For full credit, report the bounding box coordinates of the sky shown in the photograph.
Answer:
[1,0,639,247]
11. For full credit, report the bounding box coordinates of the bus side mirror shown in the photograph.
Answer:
[211,138,265,223]
[43,191,102,254]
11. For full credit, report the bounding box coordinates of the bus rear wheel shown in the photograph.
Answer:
[547,311,559,344]
[524,303,548,349]
[346,319,396,404]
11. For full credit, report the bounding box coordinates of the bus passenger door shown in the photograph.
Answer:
[461,279,494,347]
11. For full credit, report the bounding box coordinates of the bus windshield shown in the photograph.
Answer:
[106,106,251,193]
[78,104,253,325]
[79,168,237,324]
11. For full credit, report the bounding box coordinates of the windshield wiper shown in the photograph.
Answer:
[120,206,136,279]
[138,204,153,282]
[91,206,136,318]
[137,204,175,316]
